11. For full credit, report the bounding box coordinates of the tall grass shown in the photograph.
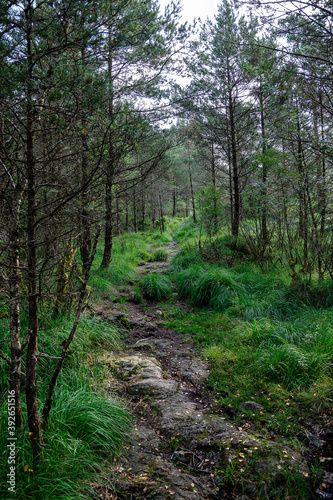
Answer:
[170,234,333,399]
[247,315,333,388]
[140,273,173,300]
[0,310,130,499]
[89,232,150,297]
[149,248,169,262]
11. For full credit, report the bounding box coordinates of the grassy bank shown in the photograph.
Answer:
[164,219,333,443]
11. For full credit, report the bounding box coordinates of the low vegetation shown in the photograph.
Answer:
[165,219,333,446]
[0,308,131,499]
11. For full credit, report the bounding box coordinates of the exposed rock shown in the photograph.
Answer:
[108,312,129,327]
[115,355,178,398]
[116,453,219,499]
[170,358,209,383]
[240,401,265,412]
[129,317,146,327]
[128,378,177,398]
[159,396,206,440]
[115,356,161,381]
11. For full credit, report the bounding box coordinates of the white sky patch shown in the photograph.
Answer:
[158,0,220,24]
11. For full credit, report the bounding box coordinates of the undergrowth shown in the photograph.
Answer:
[140,273,173,300]
[166,218,333,443]
[0,310,131,499]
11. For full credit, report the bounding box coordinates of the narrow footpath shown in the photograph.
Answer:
[93,241,332,500]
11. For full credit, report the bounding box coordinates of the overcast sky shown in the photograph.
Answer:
[158,0,220,24]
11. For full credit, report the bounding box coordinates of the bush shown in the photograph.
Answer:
[176,265,206,298]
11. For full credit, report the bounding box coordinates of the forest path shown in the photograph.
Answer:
[93,239,318,500]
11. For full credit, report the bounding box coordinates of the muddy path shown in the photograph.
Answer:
[93,241,333,500]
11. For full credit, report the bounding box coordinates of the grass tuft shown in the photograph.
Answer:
[149,248,169,262]
[140,273,173,300]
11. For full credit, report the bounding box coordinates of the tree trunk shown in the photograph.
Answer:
[101,29,115,268]
[79,48,91,272]
[296,104,308,271]
[187,141,196,223]
[259,87,268,247]
[101,169,113,267]
[125,189,129,231]
[227,136,234,231]
[141,175,146,232]
[228,77,240,237]
[159,192,165,232]
[133,184,137,232]
[9,206,22,428]
[319,93,326,237]
[116,194,120,235]
[172,175,177,217]
[211,142,218,233]
[25,2,44,464]
[42,228,101,424]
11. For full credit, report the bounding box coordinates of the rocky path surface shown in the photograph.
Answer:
[94,241,332,500]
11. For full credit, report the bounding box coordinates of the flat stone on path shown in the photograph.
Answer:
[170,357,209,383]
[115,355,178,398]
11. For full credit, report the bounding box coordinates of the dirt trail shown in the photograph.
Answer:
[94,241,332,500]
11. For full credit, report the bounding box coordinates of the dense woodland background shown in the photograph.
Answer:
[1,0,333,497]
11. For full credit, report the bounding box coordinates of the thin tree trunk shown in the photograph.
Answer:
[187,141,196,223]
[296,104,308,271]
[211,142,218,232]
[227,136,234,231]
[101,37,114,268]
[9,204,23,428]
[133,184,137,232]
[259,87,268,247]
[172,175,177,217]
[159,191,165,232]
[319,93,326,237]
[25,2,44,464]
[42,228,101,424]
[100,173,113,267]
[228,77,240,237]
[116,194,120,235]
[141,175,146,232]
[152,184,156,228]
[79,48,91,272]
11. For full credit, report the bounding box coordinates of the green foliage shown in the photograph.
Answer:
[169,243,204,272]
[149,248,169,261]
[89,232,150,297]
[140,273,173,300]
[151,231,173,242]
[167,236,333,437]
[0,311,130,499]
[197,186,223,236]
[249,316,333,388]
[175,263,244,311]
[173,217,200,243]
[52,388,131,455]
